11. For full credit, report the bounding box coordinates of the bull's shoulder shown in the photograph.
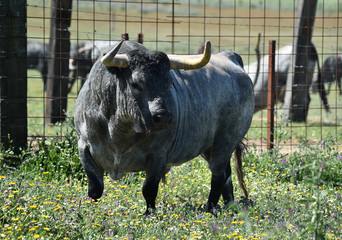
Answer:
[216,50,244,68]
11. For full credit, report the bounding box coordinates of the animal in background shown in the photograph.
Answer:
[321,54,342,95]
[68,41,119,93]
[27,40,49,90]
[245,44,329,115]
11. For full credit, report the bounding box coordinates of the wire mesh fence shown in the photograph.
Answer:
[2,0,342,151]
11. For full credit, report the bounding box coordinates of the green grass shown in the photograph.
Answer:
[1,127,342,239]
[27,0,341,14]
[27,70,78,138]
[248,88,342,145]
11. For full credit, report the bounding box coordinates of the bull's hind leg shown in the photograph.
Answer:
[222,167,234,205]
[203,148,234,211]
[79,145,104,200]
[206,170,229,210]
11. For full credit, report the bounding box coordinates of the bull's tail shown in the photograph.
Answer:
[234,142,248,199]
[311,43,330,112]
[253,33,262,87]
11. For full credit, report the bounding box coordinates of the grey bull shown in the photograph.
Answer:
[27,40,49,90]
[246,44,329,114]
[74,40,255,214]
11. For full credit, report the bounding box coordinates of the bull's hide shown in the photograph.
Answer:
[74,40,254,213]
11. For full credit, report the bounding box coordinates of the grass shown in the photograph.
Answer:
[1,123,342,239]
[27,0,342,56]
[27,70,78,138]
[248,87,342,147]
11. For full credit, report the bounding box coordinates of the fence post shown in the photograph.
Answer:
[137,33,143,44]
[0,0,27,153]
[171,0,175,53]
[267,40,276,151]
[283,0,318,122]
[45,0,72,124]
[121,33,129,40]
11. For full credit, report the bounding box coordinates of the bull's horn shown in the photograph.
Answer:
[168,41,211,70]
[101,40,128,68]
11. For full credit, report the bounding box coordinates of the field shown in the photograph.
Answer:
[1,128,342,239]
[1,1,342,239]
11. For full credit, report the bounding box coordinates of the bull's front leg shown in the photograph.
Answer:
[79,145,104,200]
[142,171,163,215]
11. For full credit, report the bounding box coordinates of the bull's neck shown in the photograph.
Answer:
[111,118,145,150]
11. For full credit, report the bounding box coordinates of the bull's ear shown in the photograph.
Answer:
[168,41,211,70]
[101,40,129,68]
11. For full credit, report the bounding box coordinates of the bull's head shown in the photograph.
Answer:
[101,40,211,133]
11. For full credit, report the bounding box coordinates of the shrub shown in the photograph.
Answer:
[0,119,84,181]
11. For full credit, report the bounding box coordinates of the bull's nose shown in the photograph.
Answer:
[152,112,171,129]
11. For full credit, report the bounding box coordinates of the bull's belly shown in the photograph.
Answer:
[165,136,212,167]
[88,122,216,179]
[91,147,148,180]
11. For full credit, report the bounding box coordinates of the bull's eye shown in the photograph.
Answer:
[131,83,143,91]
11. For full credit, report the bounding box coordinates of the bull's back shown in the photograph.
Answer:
[166,53,254,164]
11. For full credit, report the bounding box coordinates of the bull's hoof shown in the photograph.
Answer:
[205,202,220,212]
[88,186,103,201]
[238,196,253,207]
[144,207,156,216]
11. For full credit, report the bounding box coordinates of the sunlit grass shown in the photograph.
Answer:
[27,69,78,138]
[1,131,342,239]
[248,87,342,145]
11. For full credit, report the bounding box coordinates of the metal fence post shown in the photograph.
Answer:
[267,40,276,151]
[121,33,129,40]
[138,33,144,44]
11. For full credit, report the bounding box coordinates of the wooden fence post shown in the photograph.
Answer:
[46,0,72,124]
[283,0,318,122]
[0,0,27,153]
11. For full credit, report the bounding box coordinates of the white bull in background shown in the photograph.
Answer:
[245,44,329,114]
